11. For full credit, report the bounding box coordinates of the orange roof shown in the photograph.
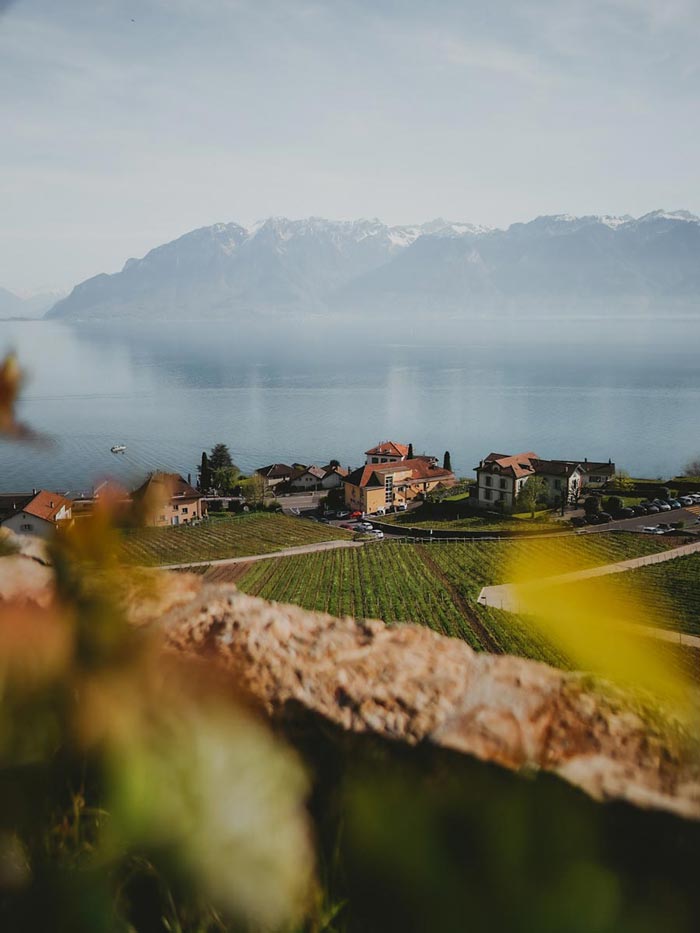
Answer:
[480,452,539,479]
[345,458,454,488]
[364,441,409,458]
[132,472,201,501]
[23,490,72,522]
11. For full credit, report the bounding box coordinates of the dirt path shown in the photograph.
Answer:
[417,546,499,653]
[477,539,700,611]
[156,538,365,571]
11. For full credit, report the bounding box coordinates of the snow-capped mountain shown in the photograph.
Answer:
[46,211,700,321]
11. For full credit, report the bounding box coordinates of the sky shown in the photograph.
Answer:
[1,0,699,293]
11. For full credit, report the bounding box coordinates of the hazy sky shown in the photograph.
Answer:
[1,0,699,292]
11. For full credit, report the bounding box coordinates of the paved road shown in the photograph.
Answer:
[158,537,365,570]
[580,506,700,535]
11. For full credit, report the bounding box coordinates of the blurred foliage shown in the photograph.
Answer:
[0,512,314,931]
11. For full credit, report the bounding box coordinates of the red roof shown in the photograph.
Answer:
[23,490,72,522]
[131,473,201,502]
[479,452,539,479]
[345,458,454,488]
[364,441,409,458]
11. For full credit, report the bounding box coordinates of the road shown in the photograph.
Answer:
[580,505,700,535]
[158,537,365,570]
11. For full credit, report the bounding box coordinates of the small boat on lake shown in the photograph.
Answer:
[110,444,127,453]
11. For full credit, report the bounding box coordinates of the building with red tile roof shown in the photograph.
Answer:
[344,457,455,514]
[131,472,204,526]
[0,490,73,537]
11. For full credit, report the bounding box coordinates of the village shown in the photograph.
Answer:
[2,439,700,543]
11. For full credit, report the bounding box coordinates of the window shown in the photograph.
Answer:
[554,480,561,490]
[182,507,188,514]
[385,475,394,504]
[499,491,505,501]
[500,478,507,489]
[484,489,492,500]
[21,523,33,531]
[485,475,492,487]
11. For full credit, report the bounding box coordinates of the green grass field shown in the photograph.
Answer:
[382,503,564,532]
[120,513,351,566]
[213,534,679,669]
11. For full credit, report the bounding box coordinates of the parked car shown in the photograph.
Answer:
[630,505,646,516]
[336,510,350,519]
[642,525,664,534]
[350,511,363,519]
[395,503,407,511]
[374,507,386,515]
[366,529,384,539]
[355,522,373,531]
[339,523,355,530]
[646,505,660,514]
[323,510,337,518]
[614,507,635,519]
[597,512,612,523]
[657,502,672,512]
[570,516,587,527]
[679,496,694,506]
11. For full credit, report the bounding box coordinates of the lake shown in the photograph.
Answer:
[1,316,698,493]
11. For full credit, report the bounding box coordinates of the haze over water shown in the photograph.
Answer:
[2,316,698,492]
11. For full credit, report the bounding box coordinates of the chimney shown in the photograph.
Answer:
[32,488,37,495]
[50,500,54,508]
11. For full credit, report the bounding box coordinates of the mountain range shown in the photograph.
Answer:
[0,287,65,320]
[45,210,700,321]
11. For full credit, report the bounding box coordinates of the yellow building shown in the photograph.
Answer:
[343,457,455,515]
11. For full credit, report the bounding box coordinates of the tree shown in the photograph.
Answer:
[210,443,235,471]
[658,486,670,502]
[613,470,634,492]
[407,443,414,459]
[516,475,548,519]
[328,458,340,469]
[212,466,240,495]
[443,451,452,472]
[683,457,700,477]
[604,496,623,514]
[584,495,601,516]
[198,451,211,492]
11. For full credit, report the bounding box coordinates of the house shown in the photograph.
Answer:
[320,464,349,489]
[289,465,326,491]
[0,489,73,537]
[344,458,455,514]
[131,473,204,526]
[474,452,615,510]
[364,441,410,465]
[71,479,132,518]
[255,463,294,489]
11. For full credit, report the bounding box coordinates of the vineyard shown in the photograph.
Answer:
[547,551,700,638]
[211,533,686,671]
[119,513,351,566]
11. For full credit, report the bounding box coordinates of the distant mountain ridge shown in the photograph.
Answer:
[46,210,700,321]
[0,287,64,319]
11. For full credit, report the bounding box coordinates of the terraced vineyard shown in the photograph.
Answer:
[120,513,351,566]
[548,551,700,638]
[220,534,682,669]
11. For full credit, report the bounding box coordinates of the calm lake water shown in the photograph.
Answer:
[1,317,699,492]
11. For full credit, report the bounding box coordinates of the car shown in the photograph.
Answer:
[597,512,612,523]
[689,494,700,504]
[669,500,682,509]
[570,516,587,527]
[657,502,672,512]
[395,503,407,511]
[355,522,373,531]
[350,511,363,519]
[646,504,660,514]
[374,507,386,516]
[678,496,693,506]
[630,505,646,516]
[656,522,672,531]
[339,523,355,530]
[336,510,350,519]
[323,510,337,519]
[366,529,384,539]
[614,507,635,519]
[642,525,664,534]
